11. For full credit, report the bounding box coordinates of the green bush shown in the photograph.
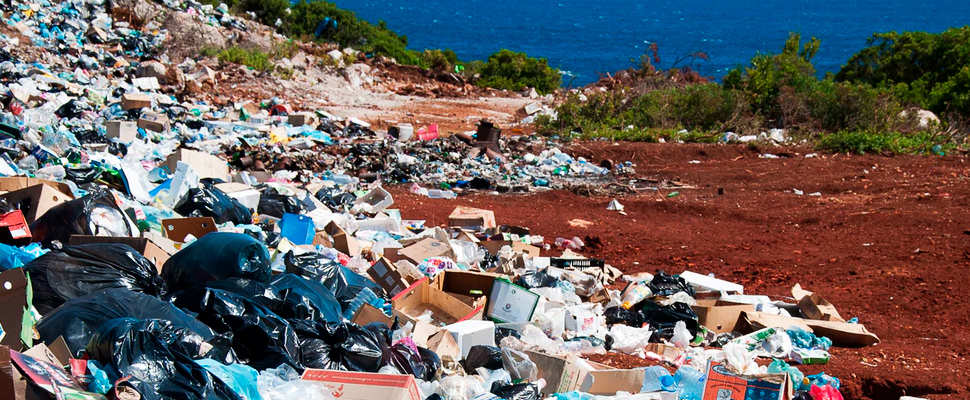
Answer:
[723,33,820,122]
[475,49,561,94]
[816,130,951,155]
[836,27,970,118]
[218,46,273,71]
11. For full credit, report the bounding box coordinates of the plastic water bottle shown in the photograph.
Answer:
[342,287,379,320]
[673,366,706,400]
[641,366,676,393]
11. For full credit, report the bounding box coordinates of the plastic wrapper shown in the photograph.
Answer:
[257,364,333,400]
[258,193,304,218]
[607,325,653,356]
[284,251,384,310]
[788,327,833,350]
[384,341,430,380]
[85,318,242,400]
[604,306,645,327]
[24,243,167,314]
[0,242,44,270]
[515,269,560,289]
[491,383,540,400]
[647,271,695,297]
[436,376,488,400]
[37,288,219,357]
[29,189,132,246]
[169,286,302,371]
[809,384,845,400]
[501,348,537,382]
[461,345,503,374]
[162,232,271,292]
[197,359,262,400]
[495,327,521,344]
[175,182,252,225]
[290,320,384,372]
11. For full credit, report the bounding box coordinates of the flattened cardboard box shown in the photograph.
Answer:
[702,361,790,400]
[367,258,410,297]
[398,237,453,264]
[325,221,363,257]
[301,369,421,400]
[743,311,879,347]
[162,217,218,242]
[0,178,72,198]
[163,149,230,181]
[392,277,485,326]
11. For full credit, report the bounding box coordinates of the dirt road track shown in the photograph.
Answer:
[389,141,970,400]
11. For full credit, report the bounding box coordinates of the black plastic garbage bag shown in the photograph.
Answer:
[168,286,301,371]
[495,327,522,344]
[384,342,427,380]
[291,321,384,372]
[257,193,303,218]
[174,186,251,225]
[24,243,167,314]
[640,301,700,340]
[86,318,242,400]
[418,347,441,381]
[461,345,503,374]
[64,165,102,185]
[647,271,696,297]
[515,269,560,290]
[603,306,645,327]
[491,383,540,400]
[284,251,383,310]
[201,275,342,324]
[37,289,216,355]
[162,232,271,292]
[30,189,132,246]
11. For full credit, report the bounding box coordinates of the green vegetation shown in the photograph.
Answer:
[538,32,964,154]
[217,46,273,72]
[474,50,562,94]
[835,26,970,119]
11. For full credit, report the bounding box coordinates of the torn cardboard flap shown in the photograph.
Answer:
[367,258,410,297]
[68,234,177,272]
[0,268,29,350]
[0,178,73,199]
[792,283,845,322]
[527,351,644,396]
[691,300,755,334]
[162,217,218,242]
[0,184,71,223]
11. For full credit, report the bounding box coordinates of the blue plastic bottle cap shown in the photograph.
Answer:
[659,375,675,390]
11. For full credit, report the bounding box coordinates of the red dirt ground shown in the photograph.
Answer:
[387,141,970,400]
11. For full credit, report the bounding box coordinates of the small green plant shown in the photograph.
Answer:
[198,46,221,58]
[476,49,561,94]
[218,46,273,72]
[816,130,951,155]
[277,67,295,80]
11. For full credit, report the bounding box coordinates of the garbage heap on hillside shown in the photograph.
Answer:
[0,0,877,400]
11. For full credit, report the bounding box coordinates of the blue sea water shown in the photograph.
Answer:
[332,0,970,86]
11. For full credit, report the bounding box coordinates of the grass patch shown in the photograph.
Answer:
[217,46,273,72]
[815,131,952,155]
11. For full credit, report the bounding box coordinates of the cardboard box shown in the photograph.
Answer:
[0,269,30,350]
[0,178,72,198]
[448,206,496,229]
[121,92,152,110]
[2,347,106,400]
[480,240,541,257]
[287,113,317,127]
[163,149,229,180]
[162,217,218,242]
[565,305,601,336]
[434,270,500,304]
[742,311,880,348]
[367,258,410,297]
[214,183,261,211]
[443,320,495,358]
[485,279,539,323]
[527,351,645,396]
[398,237,454,264]
[645,343,686,362]
[792,284,844,322]
[353,187,394,214]
[0,184,71,223]
[301,370,421,400]
[691,300,755,334]
[68,234,177,272]
[138,111,170,133]
[426,329,461,360]
[325,221,362,257]
[105,120,137,143]
[392,278,485,326]
[351,303,395,327]
[702,361,789,400]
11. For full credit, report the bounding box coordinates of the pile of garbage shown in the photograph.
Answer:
[0,1,882,400]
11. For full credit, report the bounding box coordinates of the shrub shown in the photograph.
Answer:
[836,27,970,118]
[218,46,273,71]
[816,130,951,155]
[475,49,561,94]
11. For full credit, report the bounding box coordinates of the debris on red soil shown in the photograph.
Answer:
[388,141,970,400]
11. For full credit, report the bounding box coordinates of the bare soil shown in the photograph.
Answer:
[388,141,970,400]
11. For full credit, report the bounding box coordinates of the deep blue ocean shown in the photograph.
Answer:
[332,0,970,86]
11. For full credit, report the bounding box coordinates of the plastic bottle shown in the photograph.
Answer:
[342,287,379,320]
[673,366,706,400]
[620,283,652,309]
[641,366,676,393]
